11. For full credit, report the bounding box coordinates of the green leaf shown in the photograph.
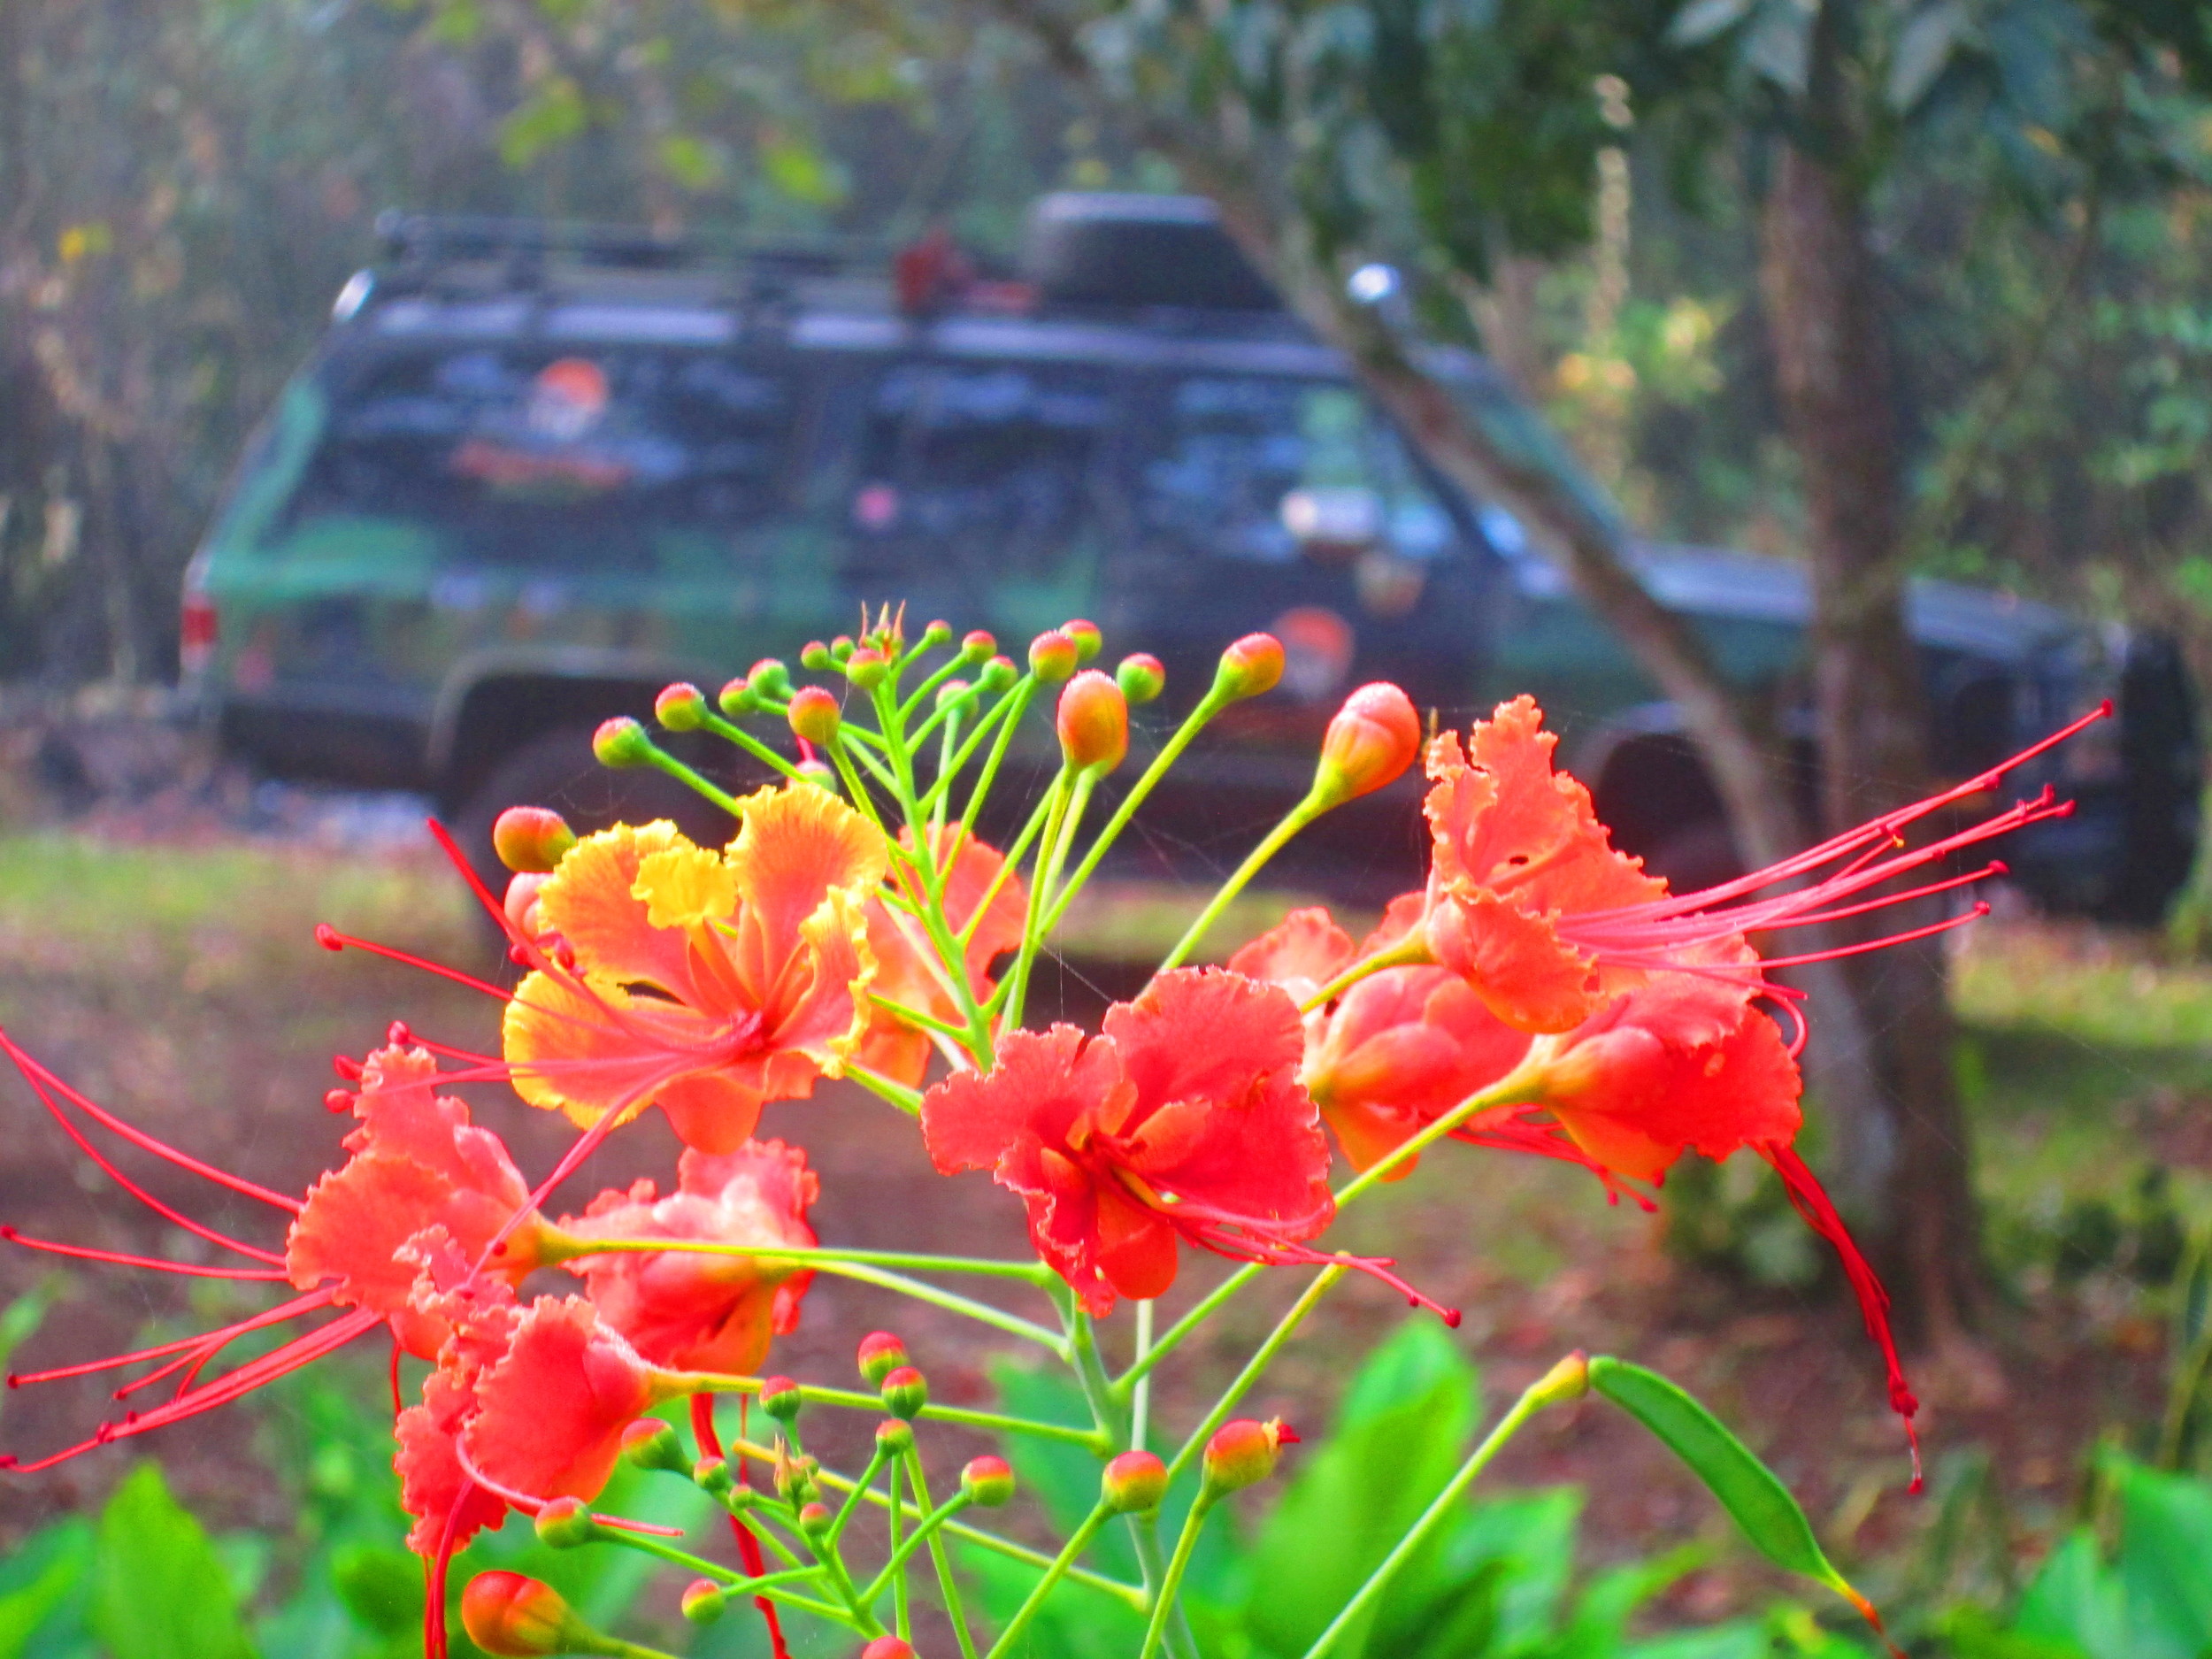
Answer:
[2111,1458,2212,1656]
[330,1546,423,1639]
[2010,1532,2124,1659]
[1586,1359,1871,1619]
[761,137,845,205]
[90,1464,257,1659]
[1239,1319,1479,1658]
[0,1519,91,1659]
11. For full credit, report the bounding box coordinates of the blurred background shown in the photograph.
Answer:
[5,0,2212,1655]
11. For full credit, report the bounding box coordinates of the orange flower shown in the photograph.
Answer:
[857,825,1027,1086]
[502,786,886,1153]
[559,1140,818,1374]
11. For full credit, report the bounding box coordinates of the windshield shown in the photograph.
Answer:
[248,342,800,571]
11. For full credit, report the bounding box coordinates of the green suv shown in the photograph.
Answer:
[180,196,2200,916]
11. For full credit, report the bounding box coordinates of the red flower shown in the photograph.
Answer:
[558,1139,818,1374]
[502,786,886,1154]
[857,824,1026,1086]
[919,970,1336,1314]
[288,1043,552,1358]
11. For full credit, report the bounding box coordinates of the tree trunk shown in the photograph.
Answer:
[1759,138,1985,1340]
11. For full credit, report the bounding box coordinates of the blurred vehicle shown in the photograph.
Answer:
[180,195,2199,916]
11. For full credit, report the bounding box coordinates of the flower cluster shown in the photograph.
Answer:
[0,606,2097,1657]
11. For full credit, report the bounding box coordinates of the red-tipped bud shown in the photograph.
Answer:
[935,678,972,711]
[845,646,889,692]
[760,1375,803,1423]
[1062,618,1102,662]
[797,1500,835,1538]
[795,758,837,791]
[787,687,841,746]
[1213,634,1284,703]
[1102,1449,1169,1514]
[1117,653,1166,704]
[1056,671,1128,776]
[962,1455,1016,1507]
[534,1495,594,1548]
[875,1417,915,1455]
[718,676,758,718]
[961,628,997,664]
[749,657,794,699]
[680,1579,726,1625]
[694,1455,736,1498]
[978,655,1019,695]
[1310,682,1421,811]
[492,806,576,874]
[655,681,708,731]
[460,1573,587,1655]
[1201,1418,1296,1497]
[592,717,653,769]
[857,1331,909,1386]
[880,1364,929,1420]
[1028,630,1079,683]
[862,1640,918,1659]
[831,635,856,664]
[622,1417,688,1472]
[921,618,954,649]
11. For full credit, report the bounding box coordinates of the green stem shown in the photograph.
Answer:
[951,678,1038,832]
[552,1234,1050,1284]
[589,1530,846,1622]
[960,777,1061,952]
[1137,1496,1213,1659]
[860,1489,977,1603]
[638,745,743,816]
[1333,1059,1549,1208]
[1131,1298,1156,1451]
[845,1061,927,1117]
[1117,1266,1263,1396]
[983,1503,1112,1658]
[697,710,807,785]
[829,1445,892,1548]
[1299,1354,1591,1659]
[887,1457,910,1639]
[1157,793,1325,972]
[868,991,975,1041]
[685,1375,1102,1448]
[1164,1264,1346,1486]
[905,1448,981,1659]
[916,676,1023,794]
[1040,687,1236,933]
[1002,770,1074,1030]
[1301,932,1432,1011]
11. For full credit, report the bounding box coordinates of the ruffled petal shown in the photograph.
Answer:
[1227,907,1356,1005]
[396,1367,504,1557]
[920,1025,1099,1175]
[1425,887,1601,1034]
[536,821,701,998]
[503,972,734,1133]
[726,784,889,984]
[464,1297,667,1505]
[762,886,876,1075]
[1102,969,1306,1116]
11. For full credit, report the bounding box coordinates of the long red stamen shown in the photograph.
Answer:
[8,1289,334,1388]
[1159,1196,1461,1325]
[427,1481,472,1659]
[314,924,514,1001]
[1454,1115,1661,1210]
[1760,1143,1922,1493]
[0,1028,302,1213]
[694,1394,793,1659]
[0,1227,287,1279]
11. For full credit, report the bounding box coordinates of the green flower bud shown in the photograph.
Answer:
[694,1456,735,1499]
[934,677,972,711]
[797,1501,835,1540]
[680,1579,726,1626]
[1102,1449,1169,1514]
[960,628,997,664]
[830,635,856,664]
[787,687,841,746]
[856,1331,909,1386]
[800,640,833,672]
[845,647,889,692]
[962,1455,1016,1507]
[748,657,793,699]
[593,716,653,769]
[977,655,1019,695]
[1308,682,1422,812]
[492,806,576,874]
[795,758,837,791]
[1028,629,1079,684]
[1116,653,1166,705]
[1062,618,1102,662]
[622,1417,688,1473]
[655,681,708,732]
[1056,670,1128,776]
[460,1573,595,1656]
[760,1375,803,1423]
[879,1363,928,1420]
[1212,634,1284,703]
[718,676,759,718]
[920,618,954,650]
[534,1495,594,1548]
[1200,1417,1297,1499]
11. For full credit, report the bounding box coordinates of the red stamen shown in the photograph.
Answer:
[312,924,514,1002]
[1760,1143,1922,1493]
[0,1227,287,1279]
[694,1394,791,1659]
[389,1331,404,1417]
[9,1290,334,1388]
[427,1482,472,1659]
[333,1055,365,1080]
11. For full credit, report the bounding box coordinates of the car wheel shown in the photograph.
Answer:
[447,725,764,923]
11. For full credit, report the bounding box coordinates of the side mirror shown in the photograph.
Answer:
[1280,487,1382,564]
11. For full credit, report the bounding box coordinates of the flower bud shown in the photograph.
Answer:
[748,657,791,699]
[879,1363,928,1420]
[1116,653,1166,705]
[718,676,759,718]
[845,647,889,692]
[921,618,954,650]
[460,1573,589,1656]
[622,1417,688,1473]
[1102,1449,1168,1514]
[831,635,856,664]
[1212,634,1284,703]
[962,1455,1016,1507]
[593,716,653,769]
[800,640,833,671]
[655,681,708,732]
[503,872,548,935]
[978,655,1019,695]
[534,1495,594,1548]
[492,806,576,874]
[760,1375,803,1423]
[1028,630,1079,684]
[960,628,997,664]
[856,1331,909,1386]
[875,1417,915,1455]
[1200,1417,1298,1498]
[1062,618,1102,663]
[795,758,837,791]
[787,687,841,746]
[694,1455,735,1498]
[934,678,972,711]
[797,1500,834,1539]
[862,1640,918,1659]
[1309,682,1422,811]
[680,1579,726,1625]
[1056,671,1128,776]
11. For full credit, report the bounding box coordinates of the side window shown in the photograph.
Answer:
[845,362,1115,585]
[1136,376,1459,565]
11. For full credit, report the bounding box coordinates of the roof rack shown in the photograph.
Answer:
[372,211,880,284]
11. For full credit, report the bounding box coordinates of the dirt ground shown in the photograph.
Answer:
[0,704,2191,1634]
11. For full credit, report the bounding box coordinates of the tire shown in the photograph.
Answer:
[447,726,767,924]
